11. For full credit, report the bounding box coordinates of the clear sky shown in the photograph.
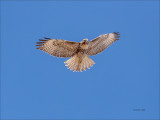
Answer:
[1,0,159,119]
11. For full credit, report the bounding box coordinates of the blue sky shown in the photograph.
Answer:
[1,1,159,119]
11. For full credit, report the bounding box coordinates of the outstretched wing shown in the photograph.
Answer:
[36,38,80,58]
[86,32,120,56]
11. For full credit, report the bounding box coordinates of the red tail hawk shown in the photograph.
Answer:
[36,32,120,72]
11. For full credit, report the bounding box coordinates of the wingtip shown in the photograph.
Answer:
[36,44,43,46]
[36,47,41,49]
[113,32,120,35]
[44,37,51,40]
[36,42,45,44]
[36,37,52,47]
[113,32,120,40]
[39,39,48,41]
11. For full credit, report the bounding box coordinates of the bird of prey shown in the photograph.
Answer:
[36,32,120,72]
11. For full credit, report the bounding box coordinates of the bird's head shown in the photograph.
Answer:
[81,38,88,43]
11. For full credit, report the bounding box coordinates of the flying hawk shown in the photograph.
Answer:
[36,32,120,72]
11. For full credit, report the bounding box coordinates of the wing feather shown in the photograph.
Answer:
[86,32,120,56]
[36,38,80,58]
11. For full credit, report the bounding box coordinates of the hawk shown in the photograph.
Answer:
[36,32,120,72]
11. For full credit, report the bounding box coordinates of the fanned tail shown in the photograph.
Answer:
[64,53,95,72]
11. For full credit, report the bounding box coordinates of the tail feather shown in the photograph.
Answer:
[64,53,95,72]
